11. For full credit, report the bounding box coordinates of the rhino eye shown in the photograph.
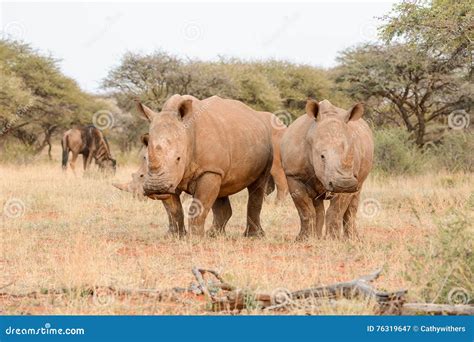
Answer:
[321,154,325,160]
[177,157,181,162]
[140,174,144,178]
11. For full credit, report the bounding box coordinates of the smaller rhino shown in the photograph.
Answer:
[280,99,374,240]
[113,141,186,235]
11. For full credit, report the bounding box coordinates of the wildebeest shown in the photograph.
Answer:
[280,99,374,240]
[137,94,274,237]
[61,125,116,175]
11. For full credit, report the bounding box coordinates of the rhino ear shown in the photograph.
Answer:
[141,133,149,147]
[305,99,320,120]
[136,102,155,122]
[347,103,364,122]
[178,99,193,119]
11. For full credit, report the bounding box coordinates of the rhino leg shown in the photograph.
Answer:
[244,170,270,238]
[188,173,222,237]
[312,197,325,238]
[208,196,232,237]
[273,167,289,204]
[162,194,185,237]
[326,194,352,239]
[287,177,319,240]
[342,192,360,239]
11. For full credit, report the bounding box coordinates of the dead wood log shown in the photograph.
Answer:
[2,267,469,316]
[289,269,407,314]
[401,303,474,315]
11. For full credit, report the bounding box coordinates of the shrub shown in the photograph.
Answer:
[0,140,37,164]
[373,128,427,175]
[404,204,474,304]
[427,131,474,173]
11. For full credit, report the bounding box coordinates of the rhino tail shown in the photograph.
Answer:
[265,175,276,196]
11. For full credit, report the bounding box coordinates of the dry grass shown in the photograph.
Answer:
[0,162,472,314]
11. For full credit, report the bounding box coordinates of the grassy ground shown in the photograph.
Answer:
[1,162,472,314]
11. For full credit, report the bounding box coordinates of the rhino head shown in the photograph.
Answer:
[112,148,147,199]
[136,96,193,198]
[305,99,364,193]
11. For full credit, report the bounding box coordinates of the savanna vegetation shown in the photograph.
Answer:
[0,0,472,314]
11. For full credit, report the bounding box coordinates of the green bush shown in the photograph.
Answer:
[426,131,474,173]
[373,128,428,175]
[404,205,474,304]
[0,140,37,164]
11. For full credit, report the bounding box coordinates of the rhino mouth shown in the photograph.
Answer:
[143,178,177,199]
[327,177,359,193]
[147,193,172,200]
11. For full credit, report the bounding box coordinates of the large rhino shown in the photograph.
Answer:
[280,99,374,240]
[136,94,275,237]
[113,114,288,201]
[113,115,288,235]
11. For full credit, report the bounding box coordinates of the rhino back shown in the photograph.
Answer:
[189,96,273,196]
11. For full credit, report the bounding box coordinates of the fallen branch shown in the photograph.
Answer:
[402,303,474,315]
[289,269,407,314]
[2,267,471,316]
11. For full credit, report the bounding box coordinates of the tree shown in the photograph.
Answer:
[0,40,101,158]
[381,0,473,79]
[102,51,346,139]
[336,43,472,146]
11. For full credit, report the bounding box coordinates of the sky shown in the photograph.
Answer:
[1,1,397,93]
